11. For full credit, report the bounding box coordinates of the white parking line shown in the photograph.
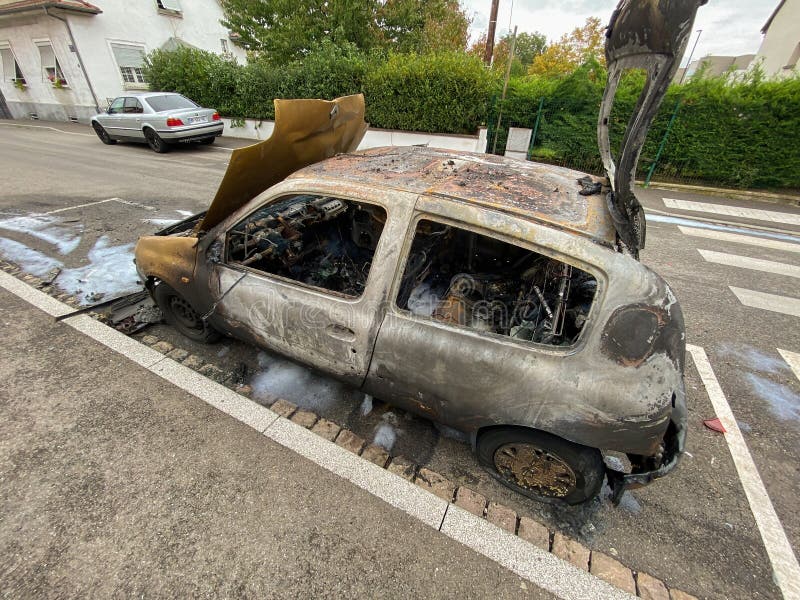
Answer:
[664,198,800,226]
[43,197,155,215]
[729,287,800,318]
[778,349,800,384]
[678,226,800,253]
[687,345,800,600]
[0,122,94,137]
[698,249,800,279]
[0,271,631,600]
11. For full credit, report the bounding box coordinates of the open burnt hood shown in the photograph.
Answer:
[598,0,706,258]
[197,94,368,233]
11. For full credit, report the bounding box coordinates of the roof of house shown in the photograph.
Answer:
[292,146,617,245]
[761,0,785,34]
[0,0,100,15]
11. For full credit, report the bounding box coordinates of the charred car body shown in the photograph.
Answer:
[134,0,705,504]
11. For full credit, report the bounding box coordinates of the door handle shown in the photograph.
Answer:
[326,323,356,342]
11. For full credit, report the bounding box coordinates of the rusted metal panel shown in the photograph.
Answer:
[198,94,368,233]
[294,146,617,245]
[362,198,684,456]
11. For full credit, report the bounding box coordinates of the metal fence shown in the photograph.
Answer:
[485,94,795,191]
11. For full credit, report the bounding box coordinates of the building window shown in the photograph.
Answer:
[156,0,182,13]
[111,43,147,85]
[36,42,67,86]
[0,44,26,84]
[220,38,229,54]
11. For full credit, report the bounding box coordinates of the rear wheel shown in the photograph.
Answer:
[144,128,169,153]
[92,122,116,145]
[154,283,219,343]
[477,427,604,505]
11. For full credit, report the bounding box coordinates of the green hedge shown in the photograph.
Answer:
[492,62,800,189]
[144,44,493,134]
[145,47,800,188]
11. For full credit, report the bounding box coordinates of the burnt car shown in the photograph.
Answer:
[134,1,705,504]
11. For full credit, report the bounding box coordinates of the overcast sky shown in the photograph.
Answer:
[463,0,776,66]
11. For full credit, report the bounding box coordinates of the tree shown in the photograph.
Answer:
[492,31,546,76]
[528,17,605,77]
[221,0,470,62]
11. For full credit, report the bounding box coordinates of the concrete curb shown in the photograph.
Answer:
[0,258,698,600]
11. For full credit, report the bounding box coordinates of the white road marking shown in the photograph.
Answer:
[42,197,155,215]
[698,249,800,279]
[687,345,800,600]
[729,287,800,318]
[0,272,629,600]
[664,198,800,226]
[679,226,800,253]
[0,122,94,137]
[778,349,800,384]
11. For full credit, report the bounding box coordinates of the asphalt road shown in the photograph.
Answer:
[1,120,799,599]
[0,288,551,599]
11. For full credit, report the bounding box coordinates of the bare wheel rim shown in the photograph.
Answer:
[493,442,577,497]
[168,295,202,332]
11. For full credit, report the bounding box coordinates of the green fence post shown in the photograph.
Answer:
[644,98,682,188]
[528,97,544,159]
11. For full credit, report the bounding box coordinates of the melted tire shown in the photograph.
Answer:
[154,283,219,343]
[477,427,604,505]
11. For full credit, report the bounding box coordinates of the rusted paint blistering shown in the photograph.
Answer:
[135,128,684,470]
[294,146,617,245]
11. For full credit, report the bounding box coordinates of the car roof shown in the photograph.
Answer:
[123,92,183,99]
[291,146,616,245]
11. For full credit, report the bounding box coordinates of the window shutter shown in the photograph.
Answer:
[1,49,14,81]
[111,44,145,68]
[38,44,55,68]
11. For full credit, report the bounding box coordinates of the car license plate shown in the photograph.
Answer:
[188,116,208,124]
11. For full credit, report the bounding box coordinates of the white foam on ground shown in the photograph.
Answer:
[360,394,373,416]
[0,238,63,276]
[55,236,139,304]
[0,214,81,255]
[250,356,355,412]
[373,423,398,452]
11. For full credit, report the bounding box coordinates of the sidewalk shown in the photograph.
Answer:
[0,286,558,598]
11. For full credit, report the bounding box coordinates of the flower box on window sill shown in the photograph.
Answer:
[157,8,182,17]
[123,82,149,91]
[50,78,69,89]
[12,79,27,91]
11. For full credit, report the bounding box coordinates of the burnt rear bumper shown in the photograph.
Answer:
[608,385,687,503]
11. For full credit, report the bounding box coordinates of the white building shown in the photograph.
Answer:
[752,0,800,78]
[0,0,245,122]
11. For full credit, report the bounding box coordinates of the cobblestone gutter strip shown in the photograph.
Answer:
[0,260,697,600]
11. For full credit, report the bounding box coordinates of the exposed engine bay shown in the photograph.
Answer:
[227,194,386,298]
[397,220,597,346]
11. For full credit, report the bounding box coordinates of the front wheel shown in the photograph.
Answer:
[477,427,604,505]
[154,283,219,343]
[144,128,169,153]
[92,122,116,145]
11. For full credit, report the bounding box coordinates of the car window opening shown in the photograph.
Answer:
[397,219,597,346]
[227,195,387,298]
